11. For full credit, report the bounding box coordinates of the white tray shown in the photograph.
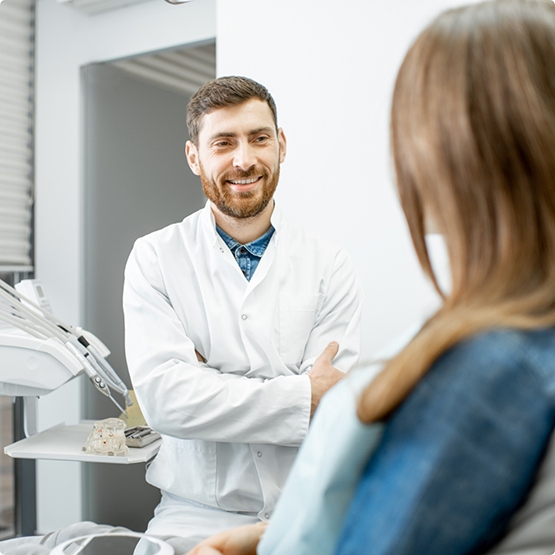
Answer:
[4,421,161,464]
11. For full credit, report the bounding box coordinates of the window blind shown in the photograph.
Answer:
[0,0,34,270]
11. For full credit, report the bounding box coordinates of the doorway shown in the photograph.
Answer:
[81,40,215,530]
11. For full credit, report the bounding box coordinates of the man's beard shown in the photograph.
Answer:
[199,163,280,220]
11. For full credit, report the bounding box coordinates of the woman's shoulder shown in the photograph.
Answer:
[429,327,555,396]
[458,326,555,355]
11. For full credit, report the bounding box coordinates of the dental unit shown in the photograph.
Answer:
[0,278,132,416]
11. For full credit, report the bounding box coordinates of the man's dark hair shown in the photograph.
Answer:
[187,76,278,145]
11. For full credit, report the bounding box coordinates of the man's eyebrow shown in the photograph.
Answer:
[249,127,275,136]
[208,132,237,141]
[207,127,275,142]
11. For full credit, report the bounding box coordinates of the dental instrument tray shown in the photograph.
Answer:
[124,426,161,448]
[4,421,162,464]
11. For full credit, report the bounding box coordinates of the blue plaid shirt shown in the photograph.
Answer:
[216,225,275,281]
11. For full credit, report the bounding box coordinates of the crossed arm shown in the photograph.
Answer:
[123,241,362,444]
[195,345,344,419]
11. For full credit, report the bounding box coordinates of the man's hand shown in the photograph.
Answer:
[195,349,207,363]
[308,341,345,418]
[186,523,267,555]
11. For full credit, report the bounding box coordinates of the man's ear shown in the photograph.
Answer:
[186,141,201,176]
[278,128,287,163]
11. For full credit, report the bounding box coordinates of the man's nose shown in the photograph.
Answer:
[232,142,256,171]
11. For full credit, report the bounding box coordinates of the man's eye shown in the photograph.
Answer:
[254,136,268,142]
[215,141,230,147]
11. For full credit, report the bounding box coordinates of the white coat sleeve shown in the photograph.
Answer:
[123,239,312,446]
[297,248,363,376]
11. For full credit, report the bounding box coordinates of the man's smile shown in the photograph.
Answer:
[226,176,263,192]
[227,177,259,185]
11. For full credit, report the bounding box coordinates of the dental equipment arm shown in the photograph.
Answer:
[0,278,132,415]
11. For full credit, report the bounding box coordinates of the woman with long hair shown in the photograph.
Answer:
[187,1,555,554]
[337,0,555,552]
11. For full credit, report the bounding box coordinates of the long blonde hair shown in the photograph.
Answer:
[358,0,555,423]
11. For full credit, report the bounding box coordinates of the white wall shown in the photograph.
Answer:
[217,0,472,362]
[34,0,215,532]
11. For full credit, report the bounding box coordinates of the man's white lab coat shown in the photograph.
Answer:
[123,202,362,525]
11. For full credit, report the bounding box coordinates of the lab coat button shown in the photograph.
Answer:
[265,513,270,519]
[257,451,262,457]
[219,247,224,253]
[241,314,247,320]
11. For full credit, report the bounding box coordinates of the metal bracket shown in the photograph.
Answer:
[23,396,38,438]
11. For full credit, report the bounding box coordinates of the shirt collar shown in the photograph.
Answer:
[216,224,275,257]
[203,199,283,246]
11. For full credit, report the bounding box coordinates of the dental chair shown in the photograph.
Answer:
[488,431,555,555]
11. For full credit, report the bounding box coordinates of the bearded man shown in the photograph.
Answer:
[123,76,363,550]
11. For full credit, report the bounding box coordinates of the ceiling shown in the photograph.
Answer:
[57,0,156,15]
[110,42,216,98]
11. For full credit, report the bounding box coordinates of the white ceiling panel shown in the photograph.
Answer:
[57,0,155,15]
[111,42,216,98]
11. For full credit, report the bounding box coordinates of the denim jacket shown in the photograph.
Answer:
[336,328,555,555]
